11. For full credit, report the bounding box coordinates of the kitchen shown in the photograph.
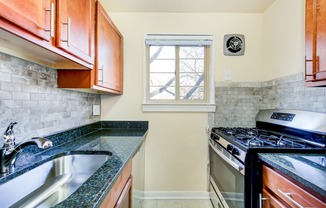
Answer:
[0,0,325,208]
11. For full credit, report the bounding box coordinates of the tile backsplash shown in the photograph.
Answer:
[0,53,100,144]
[213,73,326,127]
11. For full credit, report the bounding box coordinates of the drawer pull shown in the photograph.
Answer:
[278,189,304,208]
[259,193,268,208]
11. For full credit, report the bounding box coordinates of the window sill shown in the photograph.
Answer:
[141,103,216,112]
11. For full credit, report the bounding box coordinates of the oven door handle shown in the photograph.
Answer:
[209,141,245,174]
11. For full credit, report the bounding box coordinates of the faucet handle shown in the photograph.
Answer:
[3,122,18,153]
[30,137,53,149]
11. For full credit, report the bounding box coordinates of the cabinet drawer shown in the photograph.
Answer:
[262,188,287,208]
[263,165,325,208]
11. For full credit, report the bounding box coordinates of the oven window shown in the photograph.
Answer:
[209,146,244,208]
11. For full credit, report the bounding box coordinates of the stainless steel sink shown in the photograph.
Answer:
[0,153,110,208]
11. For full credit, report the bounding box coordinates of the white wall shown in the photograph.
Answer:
[99,0,305,194]
[99,10,263,193]
[262,0,305,80]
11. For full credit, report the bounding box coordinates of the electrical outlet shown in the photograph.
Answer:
[93,105,100,116]
[224,70,232,81]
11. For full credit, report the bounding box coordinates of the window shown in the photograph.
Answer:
[142,34,216,112]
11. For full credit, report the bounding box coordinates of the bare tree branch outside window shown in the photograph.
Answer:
[149,46,205,100]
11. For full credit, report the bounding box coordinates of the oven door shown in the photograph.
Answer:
[209,140,245,208]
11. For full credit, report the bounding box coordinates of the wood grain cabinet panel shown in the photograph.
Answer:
[0,0,52,41]
[0,0,94,69]
[57,1,123,94]
[262,165,326,208]
[100,161,132,208]
[305,0,326,86]
[56,0,95,64]
[262,188,287,208]
[96,2,123,93]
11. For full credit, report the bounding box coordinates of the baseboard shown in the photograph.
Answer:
[142,191,210,200]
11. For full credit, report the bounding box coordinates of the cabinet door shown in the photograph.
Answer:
[305,0,326,85]
[0,0,52,41]
[262,189,287,208]
[263,165,326,208]
[96,2,123,94]
[56,0,94,64]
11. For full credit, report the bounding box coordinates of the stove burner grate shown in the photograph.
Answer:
[213,127,317,149]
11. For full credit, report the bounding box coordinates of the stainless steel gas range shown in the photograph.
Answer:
[208,109,326,208]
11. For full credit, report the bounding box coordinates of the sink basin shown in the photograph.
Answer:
[0,152,111,208]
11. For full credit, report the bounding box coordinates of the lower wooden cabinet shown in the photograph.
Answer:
[262,188,287,208]
[262,165,326,208]
[100,161,132,208]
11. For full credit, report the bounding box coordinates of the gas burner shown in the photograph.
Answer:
[226,129,237,135]
[247,139,263,147]
[246,129,258,136]
[277,139,288,147]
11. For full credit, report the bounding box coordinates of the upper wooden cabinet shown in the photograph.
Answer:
[56,0,95,64]
[305,0,326,86]
[96,2,123,93]
[0,0,52,41]
[0,0,93,69]
[57,1,123,94]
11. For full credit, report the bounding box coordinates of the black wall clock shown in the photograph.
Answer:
[224,34,245,56]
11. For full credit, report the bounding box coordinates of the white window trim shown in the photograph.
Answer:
[142,34,216,113]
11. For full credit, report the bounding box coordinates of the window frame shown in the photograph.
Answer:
[142,34,216,112]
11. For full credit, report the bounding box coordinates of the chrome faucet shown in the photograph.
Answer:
[1,122,53,174]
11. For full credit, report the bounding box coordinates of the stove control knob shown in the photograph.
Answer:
[211,133,219,140]
[232,148,240,156]
[227,144,234,152]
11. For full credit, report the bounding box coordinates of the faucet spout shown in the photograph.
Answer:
[1,122,53,174]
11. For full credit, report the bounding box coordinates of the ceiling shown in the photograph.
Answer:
[103,0,276,13]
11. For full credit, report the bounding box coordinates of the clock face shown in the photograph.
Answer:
[224,34,245,56]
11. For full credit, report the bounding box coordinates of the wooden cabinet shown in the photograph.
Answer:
[305,0,326,86]
[0,0,52,41]
[100,161,132,208]
[262,188,287,208]
[0,0,93,69]
[262,165,326,208]
[56,0,95,64]
[57,1,123,94]
[96,2,123,93]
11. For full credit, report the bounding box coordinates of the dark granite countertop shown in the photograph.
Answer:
[0,121,148,208]
[259,153,326,198]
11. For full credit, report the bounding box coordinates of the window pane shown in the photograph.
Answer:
[150,87,175,99]
[180,59,204,73]
[150,46,175,59]
[180,47,205,59]
[150,73,175,86]
[179,72,204,87]
[150,60,175,73]
[180,87,204,100]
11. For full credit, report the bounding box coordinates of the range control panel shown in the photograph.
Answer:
[271,112,296,121]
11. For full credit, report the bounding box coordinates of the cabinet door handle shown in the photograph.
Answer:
[278,189,304,208]
[259,193,268,208]
[115,177,132,208]
[62,17,71,47]
[98,65,104,84]
[45,2,55,37]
